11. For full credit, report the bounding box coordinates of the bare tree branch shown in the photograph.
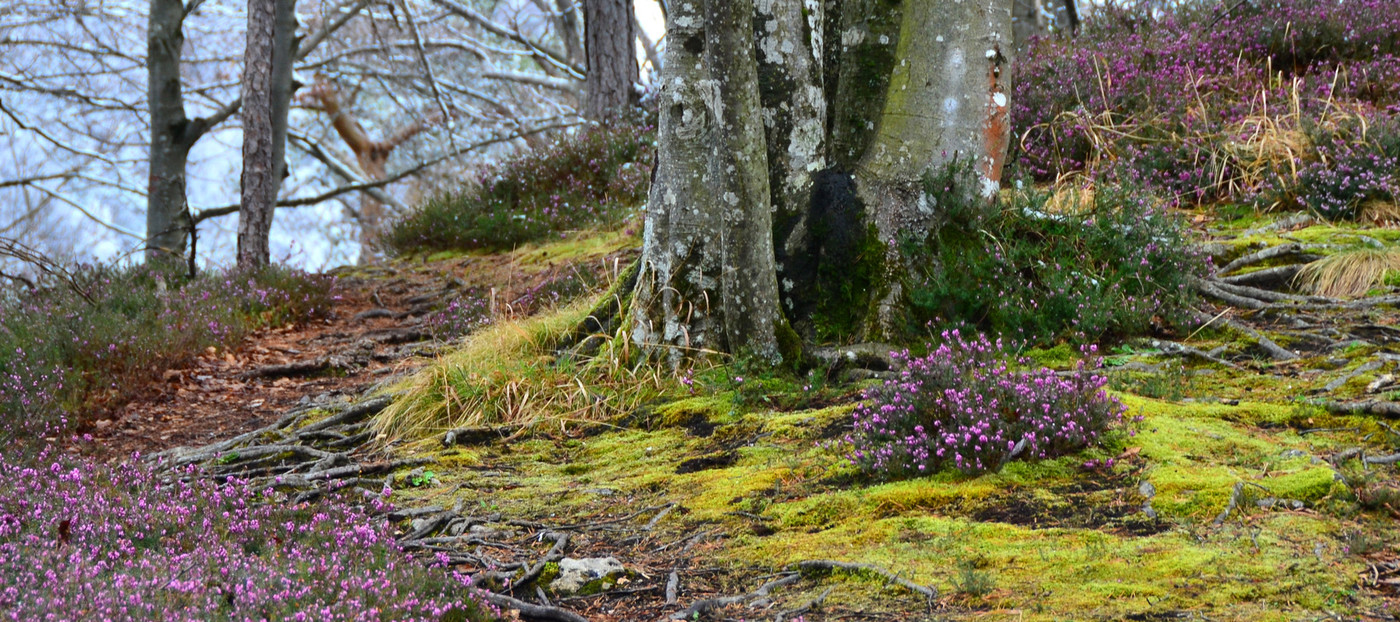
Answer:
[192,120,577,224]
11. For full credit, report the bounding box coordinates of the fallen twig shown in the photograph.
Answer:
[669,573,801,620]
[479,591,588,622]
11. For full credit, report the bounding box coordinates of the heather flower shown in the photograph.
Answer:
[0,447,496,621]
[847,331,1126,477]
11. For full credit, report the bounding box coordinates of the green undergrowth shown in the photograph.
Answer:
[373,302,1400,620]
[384,123,653,255]
[0,263,333,440]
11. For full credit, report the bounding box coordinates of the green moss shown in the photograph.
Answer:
[1266,467,1343,502]
[812,223,885,341]
[1024,343,1078,368]
[651,396,737,428]
[536,562,560,588]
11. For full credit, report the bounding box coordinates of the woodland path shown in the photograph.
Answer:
[71,216,1400,621]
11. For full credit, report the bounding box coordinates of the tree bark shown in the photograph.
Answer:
[146,0,195,264]
[853,0,1013,338]
[629,0,790,365]
[582,0,638,121]
[627,0,1013,358]
[238,0,297,271]
[238,0,278,271]
[269,0,299,209]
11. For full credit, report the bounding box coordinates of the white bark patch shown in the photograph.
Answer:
[805,0,823,68]
[696,80,724,128]
[841,27,865,47]
[723,192,740,206]
[993,92,1007,108]
[942,97,959,124]
[979,173,1001,199]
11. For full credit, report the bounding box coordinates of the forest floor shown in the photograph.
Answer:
[86,218,1400,622]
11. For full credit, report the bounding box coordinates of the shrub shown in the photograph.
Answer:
[425,292,493,341]
[903,174,1204,345]
[386,123,654,254]
[0,447,496,621]
[0,264,334,440]
[1258,116,1400,217]
[847,331,1126,477]
[1011,0,1400,210]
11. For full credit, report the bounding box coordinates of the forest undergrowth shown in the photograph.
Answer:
[4,0,1400,619]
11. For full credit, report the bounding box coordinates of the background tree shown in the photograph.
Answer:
[582,0,638,121]
[631,0,1013,361]
[237,0,282,271]
[4,1,664,269]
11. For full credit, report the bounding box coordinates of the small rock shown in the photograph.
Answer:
[1280,449,1307,459]
[468,524,517,540]
[551,557,627,594]
[584,488,616,497]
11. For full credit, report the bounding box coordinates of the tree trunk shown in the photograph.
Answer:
[582,0,638,121]
[269,0,299,206]
[853,0,1013,338]
[238,0,297,271]
[626,0,1012,359]
[554,0,585,65]
[629,0,791,365]
[146,0,194,264]
[238,0,278,271]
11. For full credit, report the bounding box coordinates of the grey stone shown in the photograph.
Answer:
[551,557,627,594]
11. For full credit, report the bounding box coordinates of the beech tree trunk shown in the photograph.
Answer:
[630,0,1013,356]
[629,0,791,364]
[853,0,1013,337]
[582,0,638,121]
[146,0,196,263]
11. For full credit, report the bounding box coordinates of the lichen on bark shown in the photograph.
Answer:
[630,0,788,365]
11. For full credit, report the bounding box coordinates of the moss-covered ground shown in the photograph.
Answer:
[371,216,1400,621]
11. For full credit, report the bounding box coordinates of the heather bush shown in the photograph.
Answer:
[425,292,493,341]
[904,172,1203,345]
[0,447,495,621]
[386,122,654,254]
[1258,116,1400,217]
[0,264,334,440]
[847,331,1126,477]
[1012,0,1400,210]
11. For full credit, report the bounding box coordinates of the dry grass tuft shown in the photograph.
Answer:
[371,299,705,445]
[1043,175,1097,215]
[1294,247,1400,298]
[1360,200,1400,226]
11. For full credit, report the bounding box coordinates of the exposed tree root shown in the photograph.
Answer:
[668,573,802,620]
[793,559,938,599]
[1315,399,1400,418]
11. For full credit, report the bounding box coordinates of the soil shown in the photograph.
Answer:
[82,244,633,461]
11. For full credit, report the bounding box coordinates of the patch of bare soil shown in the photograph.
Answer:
[82,244,634,462]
